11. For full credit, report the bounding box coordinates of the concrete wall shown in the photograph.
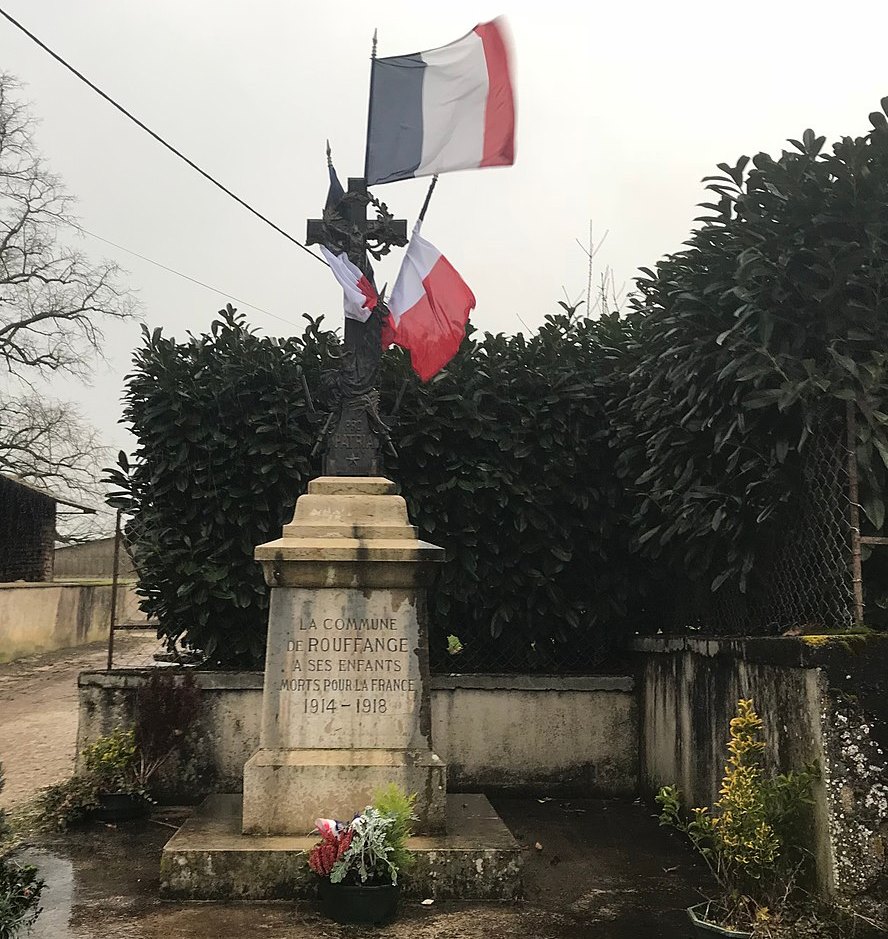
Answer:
[0,581,144,662]
[635,635,888,910]
[432,675,637,795]
[76,671,638,799]
[54,537,134,580]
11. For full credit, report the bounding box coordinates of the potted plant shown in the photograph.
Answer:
[656,699,817,938]
[81,728,147,821]
[308,784,416,925]
[35,671,202,828]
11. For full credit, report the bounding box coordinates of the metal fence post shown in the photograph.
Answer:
[846,400,865,625]
[106,507,123,670]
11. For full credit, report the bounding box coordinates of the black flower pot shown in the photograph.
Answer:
[318,878,400,925]
[93,792,148,823]
[687,903,753,939]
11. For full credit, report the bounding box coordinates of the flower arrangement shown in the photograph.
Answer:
[308,785,416,887]
[657,699,817,936]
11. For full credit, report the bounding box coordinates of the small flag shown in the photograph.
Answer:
[325,149,345,213]
[365,18,515,186]
[383,224,475,381]
[319,246,378,323]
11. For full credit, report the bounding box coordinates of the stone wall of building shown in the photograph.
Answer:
[54,537,134,580]
[0,476,56,582]
[635,635,888,913]
[76,670,638,799]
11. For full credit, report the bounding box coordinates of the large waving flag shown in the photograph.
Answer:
[383,225,475,381]
[319,246,378,323]
[365,18,515,186]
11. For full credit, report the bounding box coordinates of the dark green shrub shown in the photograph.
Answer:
[0,764,44,938]
[108,306,647,669]
[384,311,653,670]
[106,307,336,667]
[613,107,888,609]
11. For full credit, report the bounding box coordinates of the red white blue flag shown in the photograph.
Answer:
[319,246,378,323]
[365,18,515,186]
[383,224,475,381]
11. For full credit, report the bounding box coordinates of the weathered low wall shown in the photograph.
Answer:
[76,671,637,798]
[432,675,636,795]
[635,635,888,910]
[0,581,143,662]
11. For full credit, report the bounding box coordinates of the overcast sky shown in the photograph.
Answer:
[4,0,888,477]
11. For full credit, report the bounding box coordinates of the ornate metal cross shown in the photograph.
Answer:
[306,177,407,475]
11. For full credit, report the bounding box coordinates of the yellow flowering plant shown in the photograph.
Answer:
[657,699,817,933]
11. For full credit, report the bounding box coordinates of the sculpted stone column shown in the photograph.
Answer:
[242,476,446,835]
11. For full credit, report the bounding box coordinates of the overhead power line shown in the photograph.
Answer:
[0,6,327,267]
[71,222,303,330]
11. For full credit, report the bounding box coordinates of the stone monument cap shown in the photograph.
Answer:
[308,477,399,496]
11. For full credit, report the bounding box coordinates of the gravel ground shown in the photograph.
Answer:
[0,636,158,807]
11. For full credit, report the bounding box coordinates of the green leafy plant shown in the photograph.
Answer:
[331,808,399,885]
[0,860,43,939]
[308,786,417,886]
[82,728,141,794]
[371,784,417,876]
[612,104,888,620]
[657,699,817,934]
[31,775,100,832]
[0,764,44,938]
[107,304,651,670]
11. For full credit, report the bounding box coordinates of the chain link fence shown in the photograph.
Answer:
[107,404,875,672]
[667,412,859,636]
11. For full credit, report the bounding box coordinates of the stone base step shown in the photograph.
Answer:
[160,793,523,901]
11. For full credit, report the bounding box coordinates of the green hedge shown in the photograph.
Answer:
[109,307,651,669]
[612,112,888,608]
[110,104,888,664]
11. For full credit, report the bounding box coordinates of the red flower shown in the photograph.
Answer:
[308,828,353,877]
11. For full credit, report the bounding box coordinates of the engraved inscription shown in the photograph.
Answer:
[270,594,421,749]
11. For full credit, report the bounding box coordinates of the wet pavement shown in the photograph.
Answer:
[17,797,709,939]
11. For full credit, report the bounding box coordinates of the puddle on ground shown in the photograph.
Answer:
[18,849,74,939]
[11,801,711,939]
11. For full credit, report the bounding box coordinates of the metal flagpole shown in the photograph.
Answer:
[417,175,439,225]
[362,29,378,182]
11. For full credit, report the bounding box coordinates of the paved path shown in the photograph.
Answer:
[0,637,156,808]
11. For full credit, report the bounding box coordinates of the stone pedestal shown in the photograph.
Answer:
[242,476,446,835]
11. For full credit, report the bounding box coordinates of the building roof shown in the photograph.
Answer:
[0,473,98,514]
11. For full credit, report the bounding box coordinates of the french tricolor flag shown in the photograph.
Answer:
[319,246,378,323]
[365,18,515,186]
[383,224,475,381]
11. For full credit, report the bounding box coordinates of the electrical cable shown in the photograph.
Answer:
[0,6,328,267]
[69,222,303,330]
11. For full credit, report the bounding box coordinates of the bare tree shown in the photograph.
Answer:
[0,73,133,377]
[0,394,104,494]
[0,394,114,542]
[0,72,134,539]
